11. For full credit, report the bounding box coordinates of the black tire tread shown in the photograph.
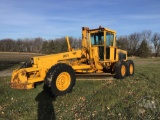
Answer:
[46,63,76,97]
[114,61,127,79]
[126,60,134,76]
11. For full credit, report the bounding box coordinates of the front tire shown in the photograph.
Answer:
[47,63,76,97]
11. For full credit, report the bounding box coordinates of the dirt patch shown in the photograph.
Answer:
[0,52,42,77]
[0,52,43,62]
[0,70,12,77]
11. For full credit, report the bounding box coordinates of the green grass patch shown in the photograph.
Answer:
[0,58,160,119]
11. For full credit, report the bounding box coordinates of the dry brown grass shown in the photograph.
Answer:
[0,52,43,62]
[0,52,43,71]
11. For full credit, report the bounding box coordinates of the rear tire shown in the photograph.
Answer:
[126,60,134,76]
[114,61,127,79]
[45,63,76,97]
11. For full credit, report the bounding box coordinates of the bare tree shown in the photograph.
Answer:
[128,32,141,56]
[117,36,129,50]
[33,37,44,53]
[141,30,152,41]
[0,38,15,52]
[151,33,160,57]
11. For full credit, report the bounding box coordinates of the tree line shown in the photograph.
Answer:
[0,30,160,57]
[117,30,160,57]
[0,37,81,54]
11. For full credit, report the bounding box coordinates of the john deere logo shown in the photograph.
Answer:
[136,96,160,119]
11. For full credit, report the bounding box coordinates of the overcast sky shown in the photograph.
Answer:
[0,0,160,39]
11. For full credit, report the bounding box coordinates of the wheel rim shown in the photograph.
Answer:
[56,72,71,91]
[130,64,133,74]
[121,65,126,76]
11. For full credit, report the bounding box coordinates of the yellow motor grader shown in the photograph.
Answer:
[11,26,134,96]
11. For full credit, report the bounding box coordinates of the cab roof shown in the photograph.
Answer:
[89,26,116,34]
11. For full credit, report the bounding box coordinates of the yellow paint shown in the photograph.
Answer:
[130,64,133,74]
[56,72,71,91]
[66,36,72,51]
[121,65,126,76]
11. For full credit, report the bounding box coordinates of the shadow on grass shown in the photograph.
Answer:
[35,90,56,120]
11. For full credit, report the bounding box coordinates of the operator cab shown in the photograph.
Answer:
[90,26,116,61]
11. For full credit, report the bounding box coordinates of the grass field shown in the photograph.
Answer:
[0,52,160,119]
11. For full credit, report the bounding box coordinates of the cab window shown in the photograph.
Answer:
[106,33,114,46]
[91,32,104,45]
